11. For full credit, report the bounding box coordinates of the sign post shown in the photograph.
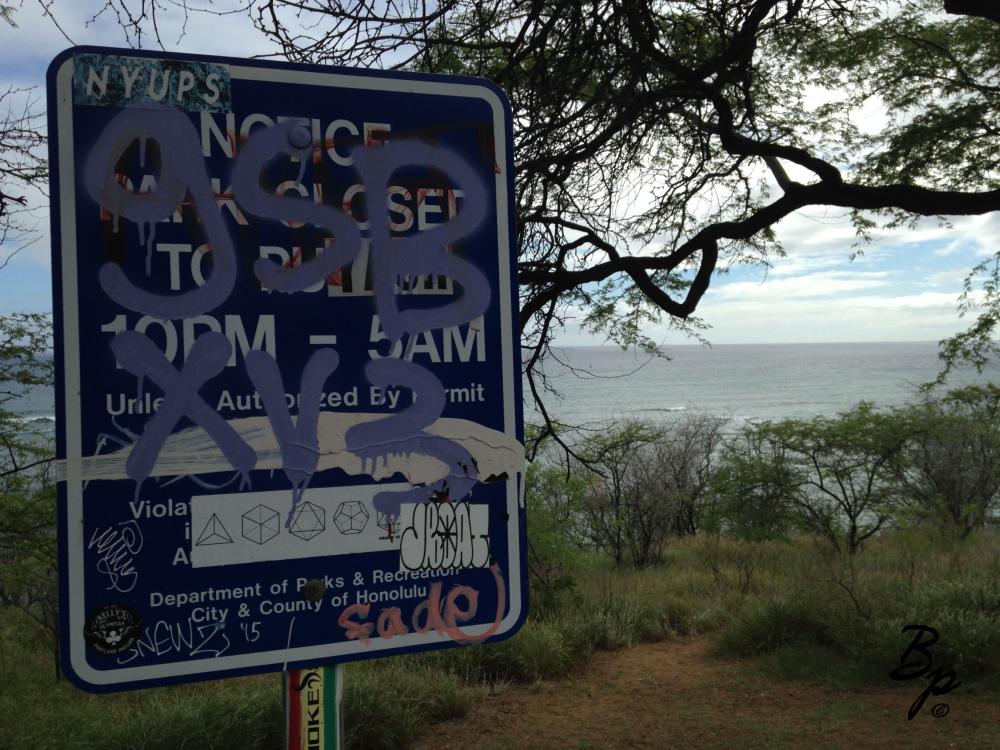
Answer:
[48,46,526,694]
[286,665,343,750]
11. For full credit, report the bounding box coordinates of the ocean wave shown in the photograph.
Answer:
[6,414,57,429]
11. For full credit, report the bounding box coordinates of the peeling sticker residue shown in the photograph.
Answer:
[54,414,524,487]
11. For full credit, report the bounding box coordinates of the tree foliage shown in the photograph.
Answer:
[574,415,723,566]
[934,252,1000,383]
[0,4,57,669]
[0,456,58,654]
[0,311,53,409]
[646,413,728,537]
[523,458,586,606]
[705,426,799,541]
[895,384,1000,537]
[0,6,46,266]
[87,0,1000,438]
[1,0,45,260]
[0,312,57,662]
[576,421,663,566]
[734,405,911,555]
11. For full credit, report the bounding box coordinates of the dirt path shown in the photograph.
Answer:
[412,638,1000,750]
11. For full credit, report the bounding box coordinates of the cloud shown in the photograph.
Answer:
[712,270,891,301]
[932,213,1000,257]
[853,291,960,310]
[692,291,966,344]
[925,267,977,288]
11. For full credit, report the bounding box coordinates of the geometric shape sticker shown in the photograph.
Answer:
[288,501,325,541]
[333,500,369,535]
[242,504,279,545]
[195,513,233,546]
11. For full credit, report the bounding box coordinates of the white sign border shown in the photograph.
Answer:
[53,51,523,689]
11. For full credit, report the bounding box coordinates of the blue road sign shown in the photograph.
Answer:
[48,47,525,692]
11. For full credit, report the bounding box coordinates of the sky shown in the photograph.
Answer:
[0,1,994,347]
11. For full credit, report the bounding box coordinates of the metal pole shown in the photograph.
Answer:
[286,665,343,750]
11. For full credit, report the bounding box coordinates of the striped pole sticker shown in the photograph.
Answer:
[286,665,342,750]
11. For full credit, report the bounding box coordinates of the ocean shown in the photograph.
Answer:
[7,341,1000,430]
[525,341,1000,427]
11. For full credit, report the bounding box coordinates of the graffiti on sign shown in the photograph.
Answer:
[51,48,525,690]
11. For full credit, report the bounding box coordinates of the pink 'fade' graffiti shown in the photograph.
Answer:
[337,563,506,644]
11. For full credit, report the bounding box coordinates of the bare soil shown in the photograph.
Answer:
[412,638,1000,750]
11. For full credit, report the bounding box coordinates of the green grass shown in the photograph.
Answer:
[0,612,283,750]
[343,659,480,750]
[741,642,881,688]
[4,528,1000,748]
[702,529,1000,690]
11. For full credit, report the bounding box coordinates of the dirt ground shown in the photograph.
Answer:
[411,638,1000,750]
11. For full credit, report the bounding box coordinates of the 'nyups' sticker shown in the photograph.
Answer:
[73,53,230,112]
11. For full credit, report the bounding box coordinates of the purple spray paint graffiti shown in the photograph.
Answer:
[84,108,238,319]
[245,348,340,526]
[230,122,363,293]
[352,141,490,340]
[346,358,479,518]
[231,123,492,521]
[345,142,490,518]
[109,330,256,494]
[86,112,493,526]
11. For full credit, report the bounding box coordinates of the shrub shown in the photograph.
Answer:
[524,461,586,612]
[576,416,727,566]
[893,385,1000,537]
[713,597,835,657]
